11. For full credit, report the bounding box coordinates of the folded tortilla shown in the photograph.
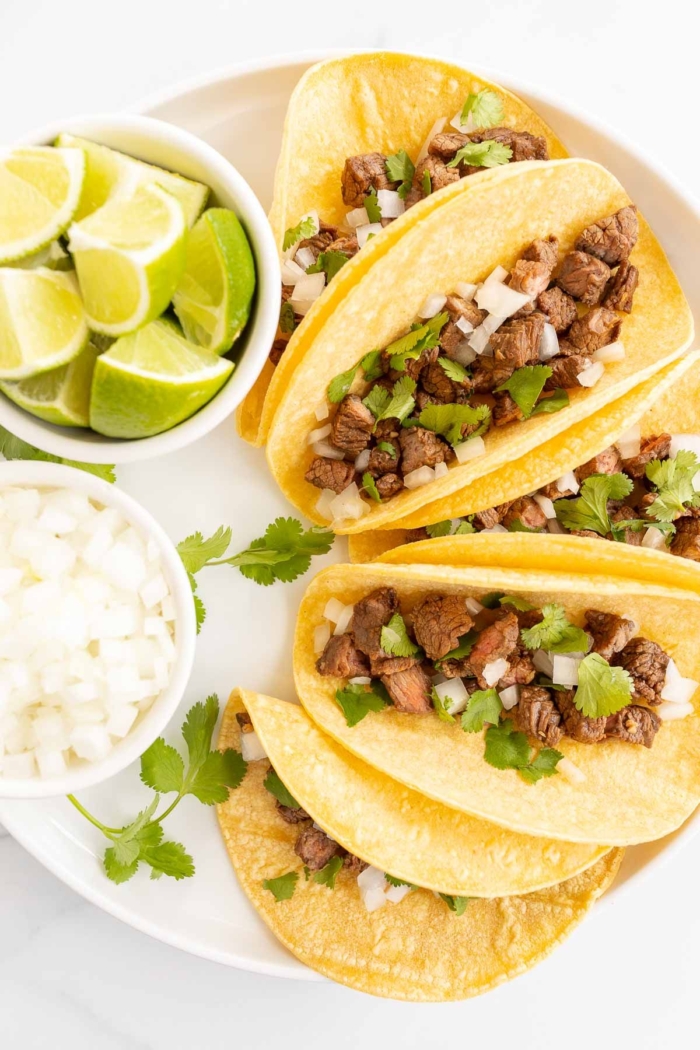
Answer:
[237,51,568,446]
[294,562,700,844]
[217,690,621,1001]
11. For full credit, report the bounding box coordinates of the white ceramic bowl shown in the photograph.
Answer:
[0,460,197,799]
[4,113,280,464]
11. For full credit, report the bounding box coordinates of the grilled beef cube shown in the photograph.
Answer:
[540,479,577,500]
[371,653,420,676]
[316,633,371,678]
[412,155,460,197]
[445,294,486,327]
[513,685,563,747]
[543,354,591,390]
[536,287,577,334]
[326,233,360,258]
[566,306,621,354]
[613,637,669,705]
[671,518,700,561]
[575,206,639,266]
[415,390,442,412]
[508,260,552,300]
[438,321,467,360]
[375,473,404,499]
[411,594,474,660]
[472,357,515,393]
[501,496,547,532]
[294,824,341,871]
[399,427,449,474]
[236,711,253,731]
[405,527,430,543]
[556,251,611,305]
[497,642,537,688]
[621,433,671,479]
[277,801,311,824]
[556,689,606,743]
[609,505,643,545]
[491,313,545,370]
[428,131,471,161]
[523,236,559,270]
[605,705,661,748]
[380,663,432,713]
[368,441,400,476]
[297,220,340,258]
[603,260,638,313]
[384,343,439,384]
[343,853,369,876]
[331,394,375,455]
[269,338,288,366]
[349,587,398,659]
[473,505,505,530]
[341,153,396,208]
[468,611,520,685]
[584,609,636,661]
[493,392,524,426]
[305,456,356,494]
[421,359,460,403]
[575,446,623,484]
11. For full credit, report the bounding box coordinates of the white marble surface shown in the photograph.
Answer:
[2,0,700,1046]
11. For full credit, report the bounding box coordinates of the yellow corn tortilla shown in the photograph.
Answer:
[267,158,694,533]
[239,688,608,897]
[294,562,700,844]
[348,350,700,560]
[217,691,622,1002]
[237,51,568,446]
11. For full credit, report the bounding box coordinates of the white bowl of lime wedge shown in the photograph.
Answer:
[0,114,279,463]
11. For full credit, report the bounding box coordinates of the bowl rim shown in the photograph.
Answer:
[3,112,280,464]
[0,459,197,798]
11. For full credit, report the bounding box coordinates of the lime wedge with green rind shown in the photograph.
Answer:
[0,147,85,264]
[54,133,209,226]
[89,318,234,438]
[0,268,88,380]
[0,340,99,426]
[173,207,255,355]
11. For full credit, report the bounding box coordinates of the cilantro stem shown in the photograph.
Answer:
[66,794,122,836]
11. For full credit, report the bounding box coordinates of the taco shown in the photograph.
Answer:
[217,689,622,1001]
[237,51,568,446]
[347,349,700,572]
[266,158,694,534]
[294,562,700,844]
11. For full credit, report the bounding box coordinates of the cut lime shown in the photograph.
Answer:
[0,147,85,264]
[173,208,255,354]
[0,340,99,426]
[68,182,187,336]
[54,134,209,226]
[8,240,71,271]
[0,268,88,380]
[89,318,234,438]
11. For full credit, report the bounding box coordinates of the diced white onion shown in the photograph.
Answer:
[434,461,449,479]
[281,258,307,285]
[558,756,586,784]
[641,526,667,550]
[465,597,484,616]
[533,650,554,677]
[418,294,447,319]
[434,677,469,715]
[556,470,579,495]
[475,282,529,318]
[349,676,371,685]
[499,684,521,711]
[307,423,332,445]
[377,189,405,219]
[577,361,605,387]
[316,487,337,520]
[294,246,316,270]
[455,282,478,301]
[346,206,370,229]
[468,323,491,355]
[670,434,700,461]
[333,604,355,636]
[312,440,345,460]
[288,297,313,316]
[533,493,557,519]
[385,881,412,904]
[455,316,474,335]
[356,222,383,248]
[454,437,486,464]
[593,340,625,363]
[485,265,509,285]
[483,313,508,336]
[291,272,325,302]
[451,340,478,366]
[314,622,331,654]
[323,598,347,623]
[657,701,694,721]
[416,116,447,166]
[354,449,371,472]
[538,322,560,362]
[450,109,476,134]
[483,658,509,687]
[661,658,699,704]
[481,524,508,534]
[552,653,584,687]
[240,730,267,762]
[314,401,329,422]
[358,865,388,913]
[403,465,436,489]
[547,519,566,534]
[330,482,371,523]
[616,423,641,459]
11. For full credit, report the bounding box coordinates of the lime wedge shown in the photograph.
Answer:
[0,268,88,380]
[89,318,234,438]
[0,147,85,263]
[8,240,71,271]
[54,134,209,226]
[173,208,255,354]
[68,182,187,336]
[0,341,99,426]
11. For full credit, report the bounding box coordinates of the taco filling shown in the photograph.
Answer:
[303,206,639,525]
[273,88,551,367]
[315,586,698,772]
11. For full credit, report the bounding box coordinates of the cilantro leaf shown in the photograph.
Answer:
[380,613,421,657]
[646,449,700,522]
[104,848,139,884]
[431,686,456,723]
[362,472,382,502]
[264,871,299,902]
[448,140,512,169]
[461,89,504,129]
[461,689,503,733]
[193,592,206,632]
[483,720,531,770]
[0,425,116,482]
[264,768,301,810]
[422,169,432,196]
[188,748,247,805]
[384,874,416,888]
[500,595,534,611]
[363,384,390,420]
[555,474,634,537]
[531,388,569,416]
[417,402,491,447]
[307,250,349,282]
[365,188,382,223]
[140,738,185,794]
[435,630,479,668]
[280,300,296,333]
[360,349,384,382]
[226,518,334,586]
[181,694,219,770]
[520,603,590,653]
[335,683,389,727]
[574,653,633,718]
[328,363,358,403]
[283,215,316,251]
[177,526,232,573]
[495,365,552,419]
[388,313,447,371]
[439,357,470,383]
[455,520,476,534]
[313,854,344,889]
[426,520,452,538]
[439,893,471,915]
[365,376,417,424]
[519,748,563,784]
[385,149,415,199]
[141,841,195,881]
[377,440,396,456]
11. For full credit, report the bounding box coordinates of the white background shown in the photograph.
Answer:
[1,0,700,1047]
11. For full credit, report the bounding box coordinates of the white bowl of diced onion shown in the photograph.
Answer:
[0,461,196,798]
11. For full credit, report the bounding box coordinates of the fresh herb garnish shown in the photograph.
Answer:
[381,613,421,657]
[484,720,562,784]
[306,250,349,282]
[377,440,396,456]
[439,357,470,383]
[417,402,491,447]
[387,313,448,371]
[434,630,478,668]
[455,520,476,534]
[384,874,416,888]
[264,768,301,810]
[385,149,415,199]
[426,519,452,538]
[362,471,382,502]
[495,365,553,420]
[364,376,417,424]
[0,425,116,482]
[431,686,456,723]
[461,89,504,129]
[279,300,296,333]
[646,449,700,522]
[314,855,344,889]
[264,871,299,902]
[555,473,634,538]
[500,595,535,611]
[447,140,512,169]
[283,215,316,251]
[461,689,503,733]
[520,603,590,653]
[422,169,432,196]
[365,188,382,223]
[328,362,359,403]
[531,388,569,416]
[519,747,564,784]
[439,893,471,915]
[574,653,633,717]
[360,349,384,382]
[335,683,389,727]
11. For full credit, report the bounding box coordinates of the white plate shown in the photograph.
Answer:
[1,53,698,981]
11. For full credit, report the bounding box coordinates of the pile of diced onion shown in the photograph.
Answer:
[0,486,176,780]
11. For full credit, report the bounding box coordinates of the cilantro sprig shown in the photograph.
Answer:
[0,424,115,482]
[335,682,390,726]
[555,473,634,538]
[461,689,503,733]
[327,349,384,403]
[283,215,316,251]
[67,695,246,884]
[439,893,471,915]
[385,149,416,199]
[364,376,417,424]
[520,603,590,654]
[380,613,421,657]
[484,720,563,784]
[447,140,512,169]
[306,250,349,282]
[646,449,700,522]
[387,313,448,371]
[574,653,633,718]
[460,89,504,129]
[495,365,561,420]
[417,402,491,447]
[264,768,301,810]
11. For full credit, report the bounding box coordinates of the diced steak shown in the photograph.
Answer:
[613,637,669,705]
[375,473,404,499]
[421,359,459,403]
[513,685,563,747]
[472,356,516,393]
[603,260,638,313]
[473,506,505,530]
[412,154,460,196]
[475,127,549,163]
[399,427,449,474]
[316,633,371,678]
[380,663,432,713]
[341,153,396,208]
[236,711,253,731]
[305,456,356,494]
[575,446,623,484]
[556,688,606,743]
[491,313,544,370]
[326,233,360,258]
[294,824,341,871]
[609,505,642,545]
[297,220,340,257]
[508,259,552,300]
[556,251,611,305]
[411,594,474,660]
[584,609,636,661]
[565,307,622,354]
[493,392,524,426]
[371,653,419,677]
[671,518,700,561]
[368,441,400,476]
[497,642,537,688]
[436,320,466,360]
[343,853,369,876]
[428,131,471,161]
[468,610,520,685]
[350,587,398,659]
[544,354,592,390]
[276,800,311,824]
[331,394,375,455]
[575,206,639,266]
[536,287,578,333]
[522,236,559,271]
[605,705,661,748]
[445,294,487,328]
[501,496,547,531]
[621,434,671,479]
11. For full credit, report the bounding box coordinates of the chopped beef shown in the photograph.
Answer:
[294,824,341,871]
[399,427,449,474]
[236,711,253,731]
[536,287,578,334]
[508,259,552,300]
[297,220,340,258]
[316,633,371,678]
[565,306,622,354]
[331,394,375,455]
[556,251,611,305]
[429,127,548,173]
[621,434,672,479]
[343,853,369,876]
[543,354,591,390]
[540,479,576,500]
[468,610,519,685]
[497,642,537,688]
[603,260,638,313]
[421,358,460,403]
[411,594,474,660]
[415,390,442,412]
[350,586,398,659]
[341,153,396,209]
[671,518,700,561]
[575,446,623,483]
[584,609,636,661]
[385,343,439,384]
[413,154,460,195]
[269,338,288,366]
[523,236,559,270]
[371,653,419,676]
[613,637,669,705]
[609,505,643,545]
[512,685,563,747]
[445,294,486,328]
[491,313,544,370]
[368,441,400,476]
[501,496,547,531]
[276,801,311,824]
[326,233,360,258]
[493,392,524,426]
[575,206,639,266]
[472,357,515,393]
[375,418,401,444]
[605,705,661,748]
[405,527,430,543]
[473,505,505,530]
[438,321,467,360]
[304,456,356,494]
[376,473,404,499]
[556,689,606,743]
[428,131,471,161]
[381,663,432,713]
